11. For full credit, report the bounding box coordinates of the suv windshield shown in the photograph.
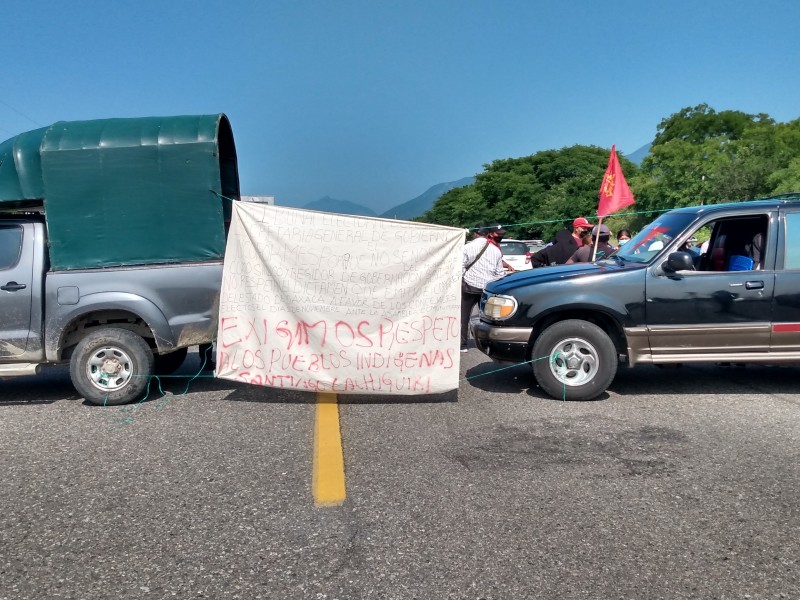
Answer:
[615,212,697,263]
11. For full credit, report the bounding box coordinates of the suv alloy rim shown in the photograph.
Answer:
[546,336,599,386]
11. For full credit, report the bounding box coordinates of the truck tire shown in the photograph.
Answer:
[70,328,154,406]
[153,347,188,374]
[532,319,617,401]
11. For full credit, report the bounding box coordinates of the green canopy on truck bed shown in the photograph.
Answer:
[0,114,239,270]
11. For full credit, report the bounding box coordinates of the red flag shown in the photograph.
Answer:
[597,145,635,218]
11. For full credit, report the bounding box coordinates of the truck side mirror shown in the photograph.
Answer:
[663,251,695,274]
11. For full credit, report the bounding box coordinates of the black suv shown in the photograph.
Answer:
[472,194,800,400]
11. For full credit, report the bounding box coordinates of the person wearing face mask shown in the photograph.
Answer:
[461,223,507,352]
[567,224,616,263]
[616,229,632,249]
[530,217,592,267]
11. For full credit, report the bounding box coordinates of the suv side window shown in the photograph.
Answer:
[0,225,23,270]
[784,213,800,270]
[693,215,768,272]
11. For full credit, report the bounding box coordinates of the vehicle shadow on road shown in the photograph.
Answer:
[188,358,460,405]
[464,360,538,394]
[221,383,459,405]
[465,358,800,401]
[0,365,79,405]
[141,362,800,405]
[464,360,610,402]
[610,363,800,396]
[337,390,459,404]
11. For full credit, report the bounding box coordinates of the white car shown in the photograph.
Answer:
[499,239,532,272]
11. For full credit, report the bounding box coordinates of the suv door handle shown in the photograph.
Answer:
[1,281,27,292]
[745,280,764,290]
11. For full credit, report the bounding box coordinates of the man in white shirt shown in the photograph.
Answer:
[461,223,507,352]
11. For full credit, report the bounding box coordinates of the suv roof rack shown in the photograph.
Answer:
[765,192,800,200]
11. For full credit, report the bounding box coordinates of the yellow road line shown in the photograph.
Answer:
[313,392,346,506]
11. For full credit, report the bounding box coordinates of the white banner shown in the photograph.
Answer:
[216,203,464,394]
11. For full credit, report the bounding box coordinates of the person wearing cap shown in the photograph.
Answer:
[470,223,515,272]
[467,223,485,242]
[571,217,592,244]
[461,222,507,352]
[530,217,592,267]
[567,223,616,263]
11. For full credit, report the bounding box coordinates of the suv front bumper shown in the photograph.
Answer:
[471,320,532,362]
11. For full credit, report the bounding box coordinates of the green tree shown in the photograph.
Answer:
[633,105,799,215]
[418,185,490,231]
[765,119,800,194]
[420,145,637,241]
[633,137,724,211]
[420,105,798,238]
[768,157,800,193]
[652,103,771,145]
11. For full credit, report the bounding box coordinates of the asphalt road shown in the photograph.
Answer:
[1,351,799,600]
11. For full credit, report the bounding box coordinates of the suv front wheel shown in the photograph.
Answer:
[532,319,617,401]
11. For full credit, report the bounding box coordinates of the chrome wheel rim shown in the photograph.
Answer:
[547,337,599,387]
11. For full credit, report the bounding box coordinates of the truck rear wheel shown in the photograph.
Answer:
[70,328,154,406]
[532,319,617,401]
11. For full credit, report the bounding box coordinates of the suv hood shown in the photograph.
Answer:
[485,259,644,294]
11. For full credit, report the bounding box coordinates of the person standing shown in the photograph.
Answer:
[471,222,514,273]
[567,224,616,263]
[570,217,591,246]
[461,223,506,352]
[530,217,592,267]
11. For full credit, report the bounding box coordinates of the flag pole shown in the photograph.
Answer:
[591,217,603,261]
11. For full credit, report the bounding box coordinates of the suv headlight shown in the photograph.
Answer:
[482,294,518,320]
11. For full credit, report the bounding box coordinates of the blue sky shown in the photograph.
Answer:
[2,0,798,213]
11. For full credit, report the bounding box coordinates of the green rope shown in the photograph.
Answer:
[107,352,215,427]
[469,208,671,231]
[464,353,569,401]
[463,354,549,379]
[127,193,621,407]
[211,188,667,232]
[106,349,572,428]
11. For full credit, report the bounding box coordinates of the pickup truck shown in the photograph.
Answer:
[472,194,800,400]
[0,114,239,405]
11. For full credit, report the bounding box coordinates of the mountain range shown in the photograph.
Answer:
[625,142,651,166]
[297,176,476,220]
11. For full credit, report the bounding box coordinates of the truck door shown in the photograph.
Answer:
[0,224,34,357]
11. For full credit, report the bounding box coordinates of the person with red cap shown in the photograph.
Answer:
[567,223,616,263]
[530,217,592,267]
[571,217,591,243]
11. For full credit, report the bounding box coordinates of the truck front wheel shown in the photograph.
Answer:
[70,328,154,406]
[532,319,617,401]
